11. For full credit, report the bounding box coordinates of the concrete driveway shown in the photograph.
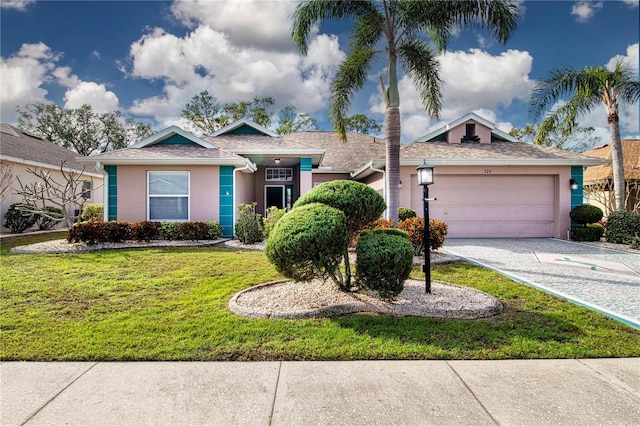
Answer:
[442,238,640,329]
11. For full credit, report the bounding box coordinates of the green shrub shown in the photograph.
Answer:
[570,224,604,242]
[160,222,180,240]
[3,203,38,233]
[570,204,603,226]
[235,202,263,244]
[80,203,104,222]
[398,217,448,255]
[398,207,417,222]
[606,211,640,244]
[130,221,161,242]
[205,221,223,240]
[265,203,347,284]
[263,206,286,239]
[355,229,413,300]
[352,218,394,246]
[294,180,386,238]
[37,206,64,230]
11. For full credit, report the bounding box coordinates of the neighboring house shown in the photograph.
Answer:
[79,113,606,239]
[0,124,104,233]
[583,140,640,215]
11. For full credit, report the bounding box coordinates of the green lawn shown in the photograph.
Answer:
[1,233,639,361]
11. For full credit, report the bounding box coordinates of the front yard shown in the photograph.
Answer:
[1,233,639,361]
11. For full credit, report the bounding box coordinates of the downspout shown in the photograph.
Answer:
[95,162,108,221]
[232,161,256,235]
[370,162,387,219]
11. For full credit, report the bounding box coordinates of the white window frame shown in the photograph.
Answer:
[81,180,92,200]
[147,171,190,221]
[265,168,293,182]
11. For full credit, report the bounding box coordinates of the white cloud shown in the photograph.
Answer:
[571,1,603,23]
[622,0,639,8]
[0,43,58,122]
[370,49,534,141]
[63,82,120,114]
[0,0,35,11]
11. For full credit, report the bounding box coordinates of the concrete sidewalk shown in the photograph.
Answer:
[2,359,639,425]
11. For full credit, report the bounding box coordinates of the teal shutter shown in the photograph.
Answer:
[219,166,234,237]
[104,165,117,221]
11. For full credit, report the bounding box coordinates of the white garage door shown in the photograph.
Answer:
[411,175,555,238]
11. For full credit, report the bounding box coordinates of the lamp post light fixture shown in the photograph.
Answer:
[416,160,435,294]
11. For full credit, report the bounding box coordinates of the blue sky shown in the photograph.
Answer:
[1,0,638,147]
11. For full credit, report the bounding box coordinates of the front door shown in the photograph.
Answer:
[265,185,293,210]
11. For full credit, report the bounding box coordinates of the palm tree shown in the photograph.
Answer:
[292,0,519,224]
[529,60,640,212]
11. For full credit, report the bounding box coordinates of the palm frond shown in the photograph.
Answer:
[398,39,442,118]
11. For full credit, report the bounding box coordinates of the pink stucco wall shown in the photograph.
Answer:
[448,120,492,144]
[116,165,219,222]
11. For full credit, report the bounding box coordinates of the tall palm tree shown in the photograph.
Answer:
[529,60,640,212]
[292,0,519,224]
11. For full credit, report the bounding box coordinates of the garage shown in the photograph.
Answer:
[411,175,556,238]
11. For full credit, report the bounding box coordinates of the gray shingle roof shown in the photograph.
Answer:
[81,144,247,162]
[0,124,88,171]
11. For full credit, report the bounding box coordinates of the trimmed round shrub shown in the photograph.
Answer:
[606,211,640,244]
[293,180,386,238]
[398,207,417,222]
[3,203,38,233]
[355,229,413,300]
[570,224,604,242]
[570,204,603,226]
[37,206,64,230]
[265,203,347,283]
[80,203,104,222]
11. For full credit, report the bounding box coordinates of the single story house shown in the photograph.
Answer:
[583,139,640,215]
[79,113,606,239]
[0,124,104,233]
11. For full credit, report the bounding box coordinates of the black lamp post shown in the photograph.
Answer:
[416,160,435,294]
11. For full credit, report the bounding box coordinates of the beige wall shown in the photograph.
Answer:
[116,165,219,222]
[1,161,103,233]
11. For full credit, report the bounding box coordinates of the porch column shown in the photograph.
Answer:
[300,158,313,196]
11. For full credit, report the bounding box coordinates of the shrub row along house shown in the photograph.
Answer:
[77,113,606,239]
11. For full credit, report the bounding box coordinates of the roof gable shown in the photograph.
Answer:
[131,126,216,149]
[414,112,520,144]
[210,118,280,138]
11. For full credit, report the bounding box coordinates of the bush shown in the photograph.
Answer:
[176,221,209,241]
[3,203,38,233]
[67,221,130,244]
[570,224,604,242]
[294,180,386,238]
[102,221,131,243]
[160,222,180,240]
[352,218,394,246]
[263,206,286,239]
[130,221,161,242]
[606,211,640,244]
[355,229,413,300]
[265,203,347,283]
[398,217,448,255]
[398,207,417,222]
[205,221,223,240]
[235,202,263,244]
[80,203,104,222]
[37,206,64,230]
[570,204,603,226]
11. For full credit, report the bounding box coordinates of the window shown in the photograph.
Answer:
[82,180,92,199]
[266,168,293,181]
[148,171,189,221]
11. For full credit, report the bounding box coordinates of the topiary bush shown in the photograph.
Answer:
[398,207,417,222]
[355,228,413,300]
[265,203,347,284]
[570,223,604,242]
[3,203,38,233]
[37,206,64,230]
[80,203,104,222]
[606,211,640,244]
[570,204,604,226]
[235,202,263,244]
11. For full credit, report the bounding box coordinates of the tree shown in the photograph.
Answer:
[17,103,153,156]
[292,0,518,224]
[13,161,100,229]
[529,60,640,211]
[344,114,382,135]
[181,91,317,135]
[509,123,600,152]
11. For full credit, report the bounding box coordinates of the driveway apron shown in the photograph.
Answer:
[442,238,640,329]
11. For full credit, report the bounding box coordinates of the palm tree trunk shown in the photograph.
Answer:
[385,106,401,225]
[608,110,626,211]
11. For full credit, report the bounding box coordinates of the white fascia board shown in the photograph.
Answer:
[229,148,325,155]
[78,157,256,169]
[210,118,281,138]
[0,154,103,178]
[131,126,216,149]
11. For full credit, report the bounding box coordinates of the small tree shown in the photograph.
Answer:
[234,202,263,243]
[13,162,100,229]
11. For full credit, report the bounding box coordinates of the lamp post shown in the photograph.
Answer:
[416,160,435,294]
